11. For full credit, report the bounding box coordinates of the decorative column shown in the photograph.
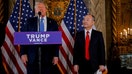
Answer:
[112,0,121,45]
[111,0,121,61]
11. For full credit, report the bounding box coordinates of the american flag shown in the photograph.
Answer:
[58,0,88,73]
[1,0,34,73]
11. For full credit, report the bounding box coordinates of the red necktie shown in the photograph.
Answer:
[85,31,90,60]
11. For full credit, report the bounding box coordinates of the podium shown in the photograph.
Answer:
[14,31,62,74]
[14,31,62,45]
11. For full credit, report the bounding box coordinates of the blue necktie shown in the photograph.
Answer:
[40,18,44,32]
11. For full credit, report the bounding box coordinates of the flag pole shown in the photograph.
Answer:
[18,0,22,32]
[18,0,22,52]
[74,0,77,37]
[33,0,35,14]
[73,0,77,73]
[57,63,64,74]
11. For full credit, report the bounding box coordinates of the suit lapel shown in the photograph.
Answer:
[90,29,96,48]
[81,31,85,51]
[47,17,51,31]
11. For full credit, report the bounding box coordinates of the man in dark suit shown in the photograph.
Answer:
[73,14,106,74]
[0,23,6,74]
[20,2,60,74]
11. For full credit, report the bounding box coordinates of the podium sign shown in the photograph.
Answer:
[14,31,62,45]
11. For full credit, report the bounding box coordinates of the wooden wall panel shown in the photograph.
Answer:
[88,0,107,57]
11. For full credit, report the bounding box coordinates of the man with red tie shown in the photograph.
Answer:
[73,14,106,74]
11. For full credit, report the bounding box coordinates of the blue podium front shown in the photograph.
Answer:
[14,31,62,45]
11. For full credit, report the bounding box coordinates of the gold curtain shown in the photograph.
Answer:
[0,0,16,24]
[0,0,4,23]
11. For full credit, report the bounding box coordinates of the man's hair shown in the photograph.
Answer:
[91,15,95,21]
[87,13,95,21]
[35,1,48,10]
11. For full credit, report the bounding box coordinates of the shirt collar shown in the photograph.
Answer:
[40,16,46,20]
[85,28,92,34]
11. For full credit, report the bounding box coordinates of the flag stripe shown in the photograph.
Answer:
[6,22,20,53]
[60,21,74,47]
[59,45,74,73]
[60,45,71,67]
[1,46,19,74]
[59,26,74,73]
[6,22,27,71]
[59,21,75,73]
[58,61,66,73]
[59,27,73,55]
[61,39,73,63]
[1,0,33,73]
[2,36,23,73]
[6,21,20,53]
[59,49,71,74]
[2,54,14,74]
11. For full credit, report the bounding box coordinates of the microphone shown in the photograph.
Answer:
[38,11,41,16]
[37,11,42,74]
[37,11,41,32]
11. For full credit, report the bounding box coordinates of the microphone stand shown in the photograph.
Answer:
[37,12,41,74]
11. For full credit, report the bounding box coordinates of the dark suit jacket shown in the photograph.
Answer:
[20,17,59,64]
[73,29,105,72]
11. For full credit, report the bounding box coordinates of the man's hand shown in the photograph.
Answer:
[52,57,58,65]
[21,55,28,65]
[99,65,105,72]
[74,65,79,73]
